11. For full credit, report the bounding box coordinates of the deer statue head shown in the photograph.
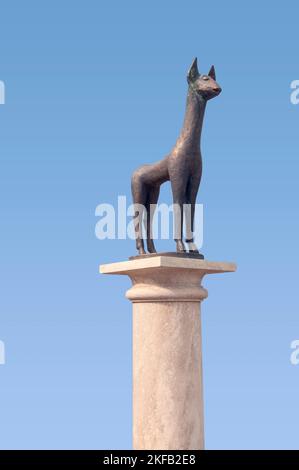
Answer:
[187,57,222,100]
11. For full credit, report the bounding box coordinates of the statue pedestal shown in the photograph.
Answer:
[100,256,236,450]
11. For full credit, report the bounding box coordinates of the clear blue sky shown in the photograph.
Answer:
[0,0,299,450]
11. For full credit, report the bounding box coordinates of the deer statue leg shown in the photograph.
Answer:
[134,205,146,255]
[131,171,147,255]
[174,201,186,252]
[185,176,200,253]
[171,177,187,253]
[144,185,160,254]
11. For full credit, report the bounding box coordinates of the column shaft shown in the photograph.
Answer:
[133,301,204,450]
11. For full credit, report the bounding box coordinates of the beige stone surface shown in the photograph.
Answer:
[100,256,236,450]
[100,256,236,277]
[133,301,204,450]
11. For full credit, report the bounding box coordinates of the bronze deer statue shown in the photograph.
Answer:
[131,58,222,255]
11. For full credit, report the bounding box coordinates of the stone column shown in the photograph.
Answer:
[100,256,236,450]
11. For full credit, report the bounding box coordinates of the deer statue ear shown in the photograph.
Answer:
[208,65,216,80]
[187,57,199,83]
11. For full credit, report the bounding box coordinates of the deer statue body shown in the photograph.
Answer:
[131,58,222,255]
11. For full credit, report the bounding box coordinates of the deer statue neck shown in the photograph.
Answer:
[177,87,206,151]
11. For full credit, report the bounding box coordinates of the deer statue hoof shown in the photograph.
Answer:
[176,240,186,253]
[147,241,157,254]
[188,243,199,254]
[136,241,146,255]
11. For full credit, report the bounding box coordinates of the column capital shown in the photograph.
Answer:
[100,256,236,303]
